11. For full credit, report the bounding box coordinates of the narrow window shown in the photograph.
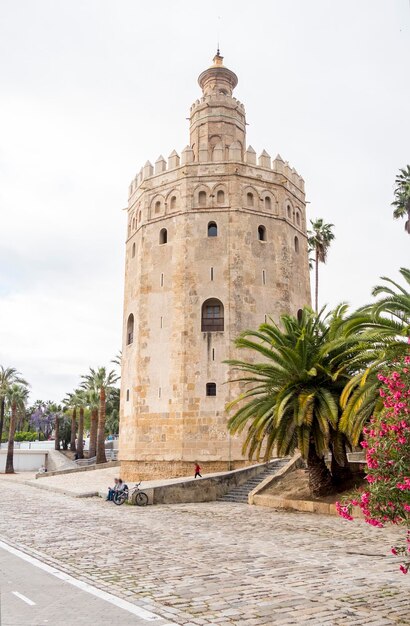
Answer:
[297,309,303,323]
[247,192,254,207]
[208,221,217,237]
[127,314,134,345]
[132,242,136,258]
[160,273,164,287]
[159,228,167,244]
[217,189,225,204]
[132,218,135,229]
[287,205,291,219]
[160,316,163,328]
[210,267,214,281]
[126,389,130,401]
[262,270,266,285]
[198,190,206,206]
[155,201,161,214]
[170,195,177,210]
[158,387,161,398]
[206,382,216,397]
[264,315,267,323]
[294,236,299,253]
[212,348,215,361]
[264,196,271,211]
[296,211,301,226]
[138,210,142,223]
[258,225,266,241]
[201,298,224,332]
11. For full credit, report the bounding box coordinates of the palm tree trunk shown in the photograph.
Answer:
[54,414,60,450]
[5,403,17,474]
[307,442,333,497]
[96,388,107,464]
[70,408,77,452]
[0,397,5,447]
[89,408,98,458]
[315,248,319,312]
[77,407,84,460]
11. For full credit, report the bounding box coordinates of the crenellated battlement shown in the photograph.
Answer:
[128,146,304,199]
[189,94,245,115]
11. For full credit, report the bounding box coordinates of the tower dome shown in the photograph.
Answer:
[197,50,238,97]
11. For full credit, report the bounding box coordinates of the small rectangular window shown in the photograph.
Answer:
[262,270,266,285]
[160,273,164,287]
[158,387,161,398]
[264,315,267,323]
[212,348,215,361]
[160,316,163,328]
[210,267,214,281]
[126,389,130,401]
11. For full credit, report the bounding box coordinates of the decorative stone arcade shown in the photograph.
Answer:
[119,52,311,480]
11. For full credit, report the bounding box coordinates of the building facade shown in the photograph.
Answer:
[119,52,311,480]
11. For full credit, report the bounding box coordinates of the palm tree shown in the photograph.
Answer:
[5,384,29,473]
[83,387,99,459]
[225,306,390,496]
[308,219,335,312]
[0,367,27,446]
[63,393,77,453]
[71,389,87,460]
[392,165,410,234]
[81,367,119,464]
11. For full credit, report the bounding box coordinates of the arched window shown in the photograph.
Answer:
[264,196,271,211]
[170,196,177,210]
[132,217,135,229]
[287,205,292,219]
[138,210,142,223]
[247,192,254,207]
[155,201,161,214]
[296,211,301,226]
[198,190,206,206]
[159,228,167,244]
[294,236,299,253]
[132,242,136,258]
[201,298,224,332]
[206,382,217,397]
[127,314,134,345]
[208,221,217,237]
[297,309,303,323]
[258,225,267,241]
[217,190,225,204]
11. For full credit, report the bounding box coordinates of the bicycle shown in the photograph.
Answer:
[113,482,148,506]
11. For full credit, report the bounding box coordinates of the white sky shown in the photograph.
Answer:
[0,0,409,402]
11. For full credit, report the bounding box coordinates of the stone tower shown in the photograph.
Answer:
[119,52,311,480]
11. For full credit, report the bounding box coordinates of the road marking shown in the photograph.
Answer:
[0,541,178,624]
[12,591,36,606]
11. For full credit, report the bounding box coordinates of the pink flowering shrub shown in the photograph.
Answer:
[336,351,410,574]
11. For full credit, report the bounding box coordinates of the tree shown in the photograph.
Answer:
[5,384,29,473]
[226,307,370,496]
[63,392,78,453]
[30,402,60,440]
[308,219,335,312]
[392,165,410,235]
[0,367,27,445]
[71,389,87,459]
[81,367,119,464]
[83,388,99,459]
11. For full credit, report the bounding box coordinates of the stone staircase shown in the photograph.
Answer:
[217,458,289,504]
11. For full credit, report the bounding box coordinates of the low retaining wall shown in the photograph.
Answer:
[151,462,274,505]
[0,450,47,472]
[36,460,120,479]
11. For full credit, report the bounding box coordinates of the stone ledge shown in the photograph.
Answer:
[248,454,304,505]
[253,493,364,518]
[35,460,120,479]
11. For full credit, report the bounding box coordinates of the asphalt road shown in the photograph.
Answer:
[0,545,177,626]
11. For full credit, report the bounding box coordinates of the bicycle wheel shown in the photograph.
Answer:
[113,492,127,506]
[135,491,148,506]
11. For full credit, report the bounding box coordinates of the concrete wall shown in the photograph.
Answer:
[0,450,47,472]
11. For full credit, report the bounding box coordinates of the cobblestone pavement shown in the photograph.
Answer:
[0,479,409,626]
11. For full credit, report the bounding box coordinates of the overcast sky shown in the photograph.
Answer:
[0,0,409,403]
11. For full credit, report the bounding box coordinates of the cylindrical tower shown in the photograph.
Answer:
[119,53,311,480]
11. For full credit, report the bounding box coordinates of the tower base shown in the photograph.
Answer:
[120,459,253,481]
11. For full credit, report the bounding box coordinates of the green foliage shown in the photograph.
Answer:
[391,165,410,234]
[14,431,38,442]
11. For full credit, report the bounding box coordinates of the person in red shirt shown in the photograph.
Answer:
[194,462,202,478]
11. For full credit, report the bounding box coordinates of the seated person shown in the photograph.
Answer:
[106,478,119,501]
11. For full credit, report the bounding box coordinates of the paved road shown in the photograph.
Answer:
[0,478,409,625]
[0,545,175,626]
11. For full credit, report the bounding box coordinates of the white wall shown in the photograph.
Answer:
[0,450,48,472]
